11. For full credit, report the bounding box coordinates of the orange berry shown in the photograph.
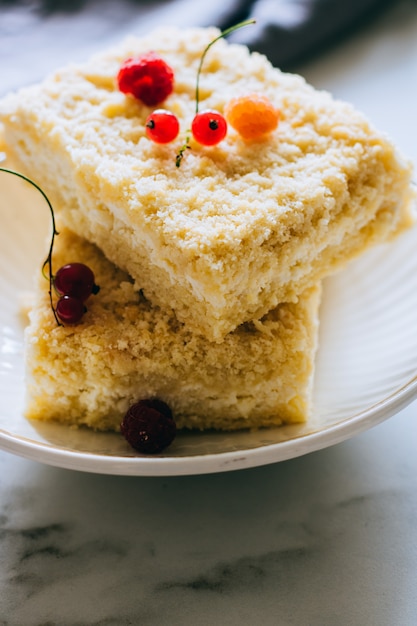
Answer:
[224,94,280,141]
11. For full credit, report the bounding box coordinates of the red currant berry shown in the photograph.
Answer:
[55,296,86,325]
[145,109,180,144]
[121,399,176,454]
[54,263,98,302]
[117,52,174,106]
[191,110,227,146]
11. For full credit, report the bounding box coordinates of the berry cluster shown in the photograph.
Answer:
[117,52,229,150]
[54,262,99,324]
[116,20,280,166]
[0,167,99,326]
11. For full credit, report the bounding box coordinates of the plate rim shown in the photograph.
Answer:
[1,373,417,476]
[1,172,417,476]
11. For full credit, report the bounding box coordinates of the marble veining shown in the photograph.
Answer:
[1,404,417,625]
[1,2,417,624]
[157,546,312,593]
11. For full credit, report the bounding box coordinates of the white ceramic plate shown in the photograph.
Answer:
[1,164,417,476]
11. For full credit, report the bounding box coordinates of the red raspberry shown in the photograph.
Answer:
[117,52,174,106]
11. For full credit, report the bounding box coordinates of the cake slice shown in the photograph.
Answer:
[25,228,321,432]
[1,26,414,341]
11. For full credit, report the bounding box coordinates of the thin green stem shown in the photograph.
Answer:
[0,166,61,325]
[175,18,256,167]
[195,18,256,114]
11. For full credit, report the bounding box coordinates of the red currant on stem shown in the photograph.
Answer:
[175,18,256,166]
[145,109,180,144]
[55,295,86,325]
[0,166,61,325]
[0,167,99,326]
[191,110,227,146]
[54,263,99,301]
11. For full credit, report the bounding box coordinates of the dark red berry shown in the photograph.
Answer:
[121,399,176,454]
[145,109,180,144]
[117,53,174,106]
[55,295,86,325]
[191,110,227,146]
[54,263,98,302]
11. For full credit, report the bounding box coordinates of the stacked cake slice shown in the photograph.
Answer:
[24,228,321,432]
[0,27,414,439]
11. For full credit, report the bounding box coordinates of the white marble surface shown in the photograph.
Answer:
[1,409,417,625]
[1,2,417,624]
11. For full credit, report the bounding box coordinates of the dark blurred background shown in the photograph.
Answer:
[0,0,401,94]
